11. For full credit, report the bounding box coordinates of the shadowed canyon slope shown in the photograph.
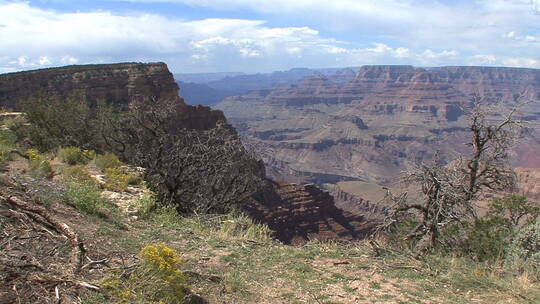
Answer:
[216,65,540,186]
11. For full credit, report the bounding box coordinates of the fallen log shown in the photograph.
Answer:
[1,192,86,273]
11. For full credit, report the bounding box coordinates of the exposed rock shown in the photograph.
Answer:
[332,181,389,220]
[516,168,540,202]
[0,62,227,131]
[244,181,378,244]
[216,65,540,186]
[0,62,180,109]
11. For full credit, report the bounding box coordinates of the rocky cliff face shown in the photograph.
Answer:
[332,182,389,220]
[516,168,540,202]
[0,62,180,109]
[244,181,377,244]
[0,62,227,131]
[216,65,540,186]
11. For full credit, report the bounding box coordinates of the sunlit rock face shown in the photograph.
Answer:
[217,65,540,186]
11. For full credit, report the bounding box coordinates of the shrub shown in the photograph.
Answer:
[103,168,129,192]
[489,195,540,228]
[62,181,109,216]
[26,149,53,178]
[505,222,540,280]
[102,243,189,304]
[20,93,100,152]
[4,115,27,142]
[133,191,160,218]
[58,147,94,165]
[60,165,96,185]
[0,147,11,168]
[126,172,143,185]
[95,152,123,171]
[0,129,17,168]
[465,217,512,262]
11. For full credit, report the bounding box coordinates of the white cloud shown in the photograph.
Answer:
[0,1,538,73]
[39,56,51,65]
[422,50,458,59]
[470,54,497,65]
[502,57,540,68]
[61,56,79,65]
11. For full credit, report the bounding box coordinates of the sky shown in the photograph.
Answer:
[0,0,539,73]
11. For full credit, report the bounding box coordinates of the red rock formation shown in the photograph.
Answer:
[0,62,227,131]
[216,65,540,186]
[332,184,388,220]
[0,63,182,109]
[244,181,378,244]
[516,168,540,202]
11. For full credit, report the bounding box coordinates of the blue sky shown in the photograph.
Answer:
[1,0,539,73]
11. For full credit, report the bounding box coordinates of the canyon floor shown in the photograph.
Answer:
[1,156,538,304]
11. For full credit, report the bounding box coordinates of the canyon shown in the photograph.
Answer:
[2,63,539,242]
[0,62,371,243]
[216,65,540,189]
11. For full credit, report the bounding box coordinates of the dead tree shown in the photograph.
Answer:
[383,96,525,253]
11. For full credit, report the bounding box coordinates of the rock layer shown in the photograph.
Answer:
[216,65,540,186]
[244,181,377,244]
[0,63,182,109]
[516,168,540,202]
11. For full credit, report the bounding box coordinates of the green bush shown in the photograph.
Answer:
[60,165,96,185]
[101,243,189,304]
[126,172,143,185]
[103,167,130,192]
[20,93,99,152]
[465,217,512,262]
[26,149,53,178]
[0,129,17,168]
[458,195,539,262]
[133,191,160,218]
[58,147,94,165]
[505,222,540,280]
[4,115,27,143]
[489,195,540,227]
[95,152,123,171]
[62,181,109,216]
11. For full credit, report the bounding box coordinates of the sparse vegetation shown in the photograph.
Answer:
[58,146,95,165]
[101,243,189,304]
[103,167,130,192]
[60,165,96,184]
[61,180,110,216]
[4,88,538,304]
[505,221,540,280]
[26,149,53,178]
[95,152,124,171]
[0,129,16,168]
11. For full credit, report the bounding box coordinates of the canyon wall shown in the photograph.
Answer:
[0,63,372,243]
[0,63,180,109]
[216,65,540,186]
[244,181,378,244]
